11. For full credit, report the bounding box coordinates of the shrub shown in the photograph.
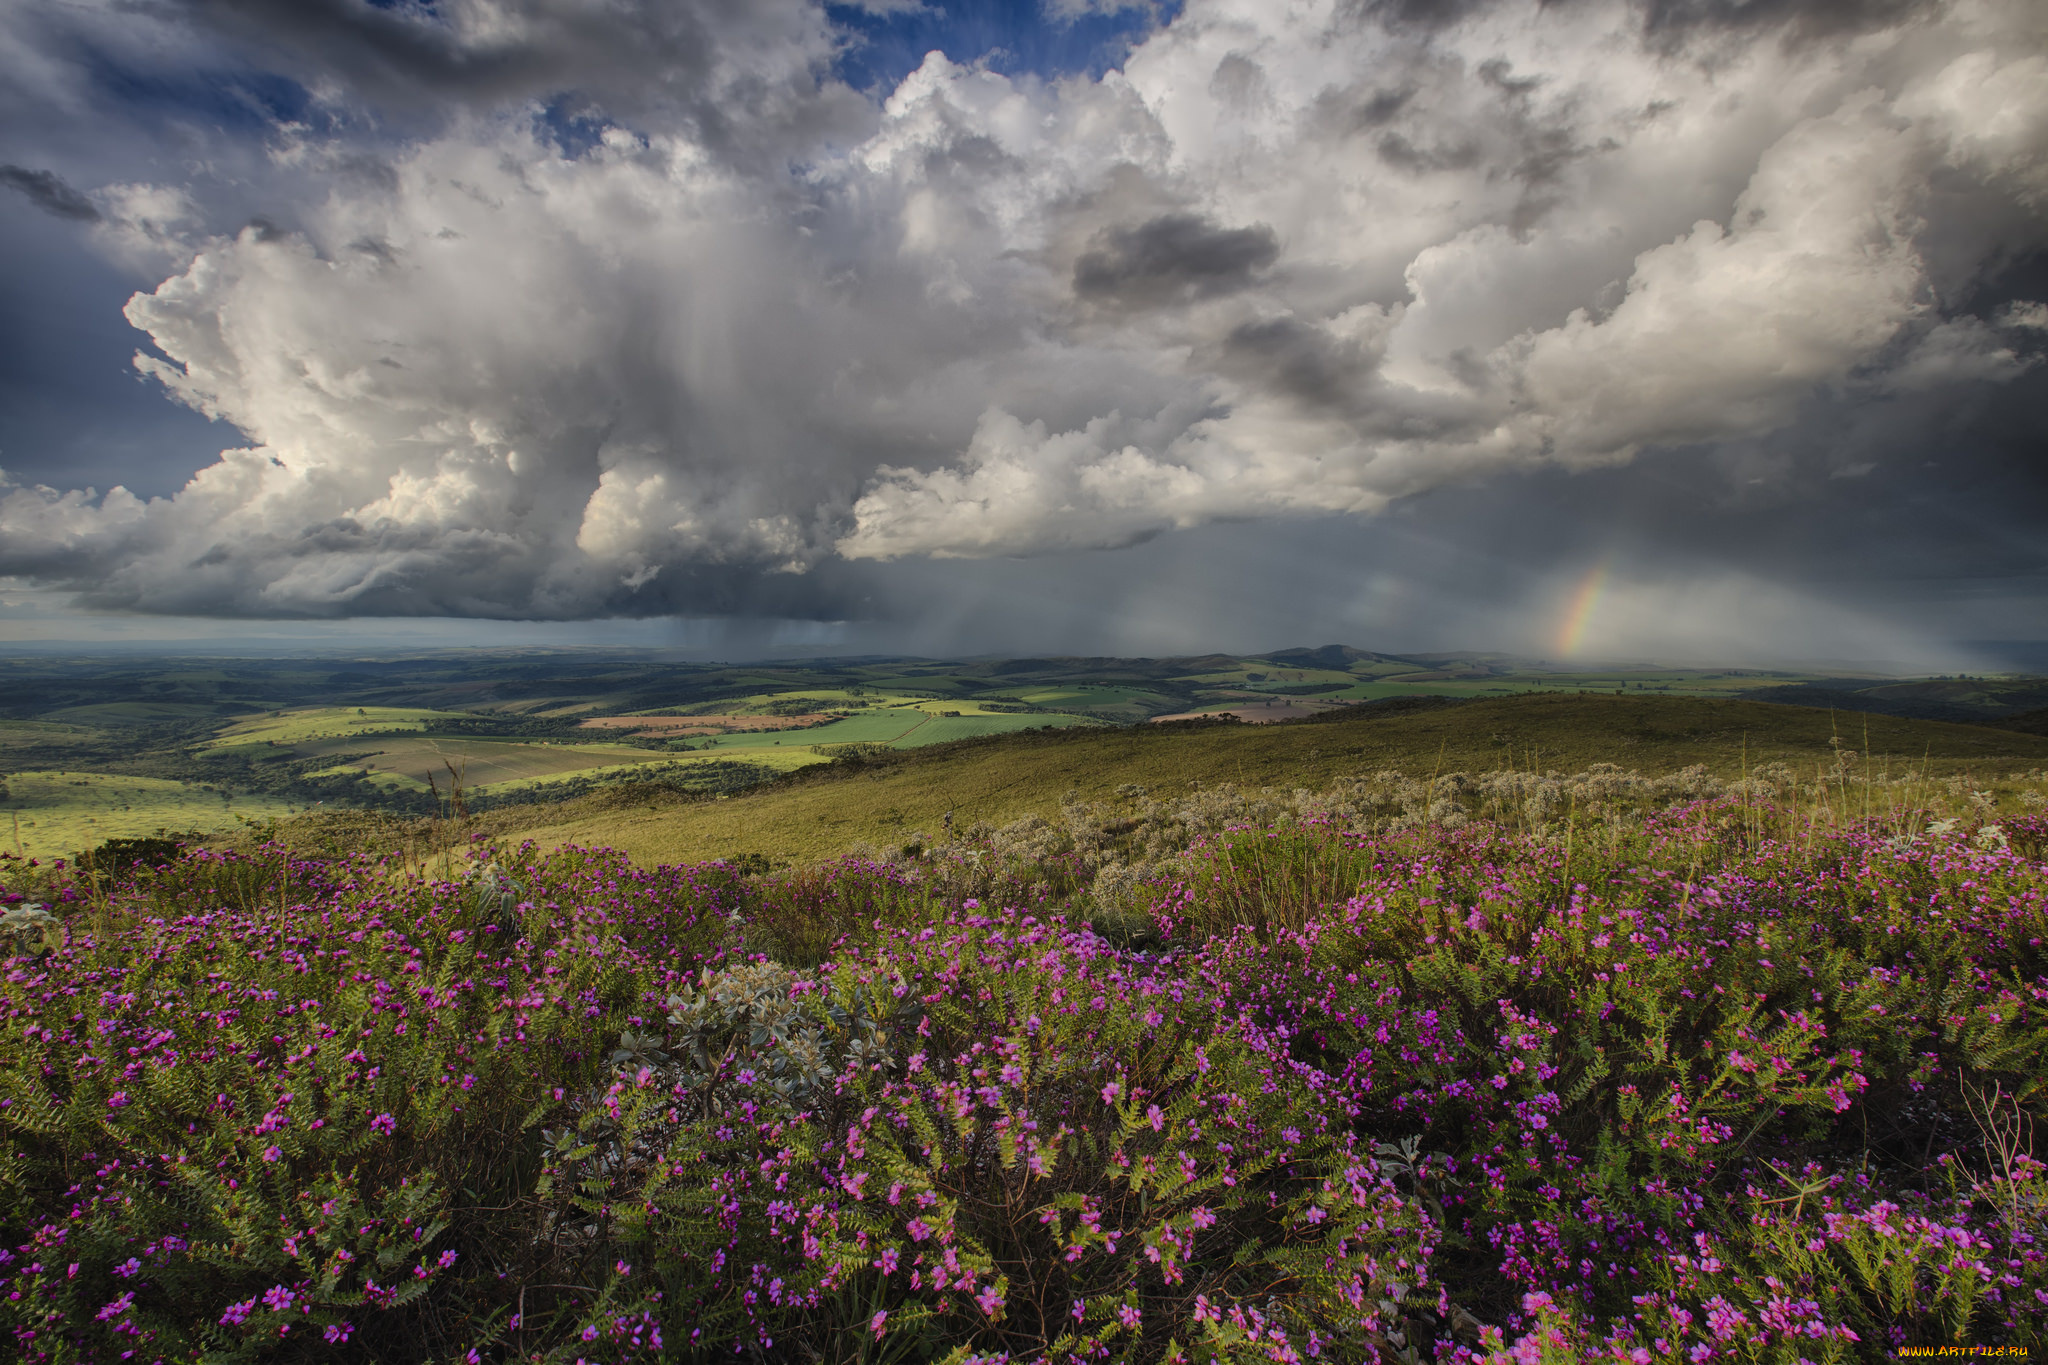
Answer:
[0,844,734,1362]
[1,783,2043,1362]
[550,911,1439,1362]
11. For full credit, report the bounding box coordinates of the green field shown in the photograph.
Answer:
[476,747,824,795]
[0,720,101,751]
[185,701,1101,803]
[41,702,234,725]
[292,736,688,790]
[685,702,1099,753]
[207,706,472,747]
[492,693,2048,869]
[1,771,295,859]
[983,684,1175,720]
[653,689,872,715]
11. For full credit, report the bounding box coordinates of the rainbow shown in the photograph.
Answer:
[1555,561,1609,657]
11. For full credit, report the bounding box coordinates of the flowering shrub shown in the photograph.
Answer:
[557,914,1437,1361]
[1170,803,2048,1358]
[0,789,2042,1361]
[0,845,737,1362]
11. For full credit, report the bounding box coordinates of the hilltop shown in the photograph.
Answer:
[483,692,2048,868]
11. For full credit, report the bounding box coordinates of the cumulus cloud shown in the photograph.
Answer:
[4,0,2046,619]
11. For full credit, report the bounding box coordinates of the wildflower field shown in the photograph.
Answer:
[1,765,2044,1363]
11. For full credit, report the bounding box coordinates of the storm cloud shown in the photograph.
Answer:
[0,166,100,221]
[0,0,2043,652]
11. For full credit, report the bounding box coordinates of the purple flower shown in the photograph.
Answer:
[262,1145,282,1162]
[370,1113,396,1136]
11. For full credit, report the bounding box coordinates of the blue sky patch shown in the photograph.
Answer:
[829,1,1178,94]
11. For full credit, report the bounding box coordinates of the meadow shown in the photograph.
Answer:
[1,738,2043,1362]
[0,771,295,860]
[476,693,2048,869]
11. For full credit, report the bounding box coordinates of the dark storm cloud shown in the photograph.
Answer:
[1072,213,1280,308]
[1217,319,1361,413]
[103,0,866,168]
[1635,0,1929,46]
[1374,130,1483,174]
[0,166,100,221]
[141,0,737,104]
[1343,0,1492,32]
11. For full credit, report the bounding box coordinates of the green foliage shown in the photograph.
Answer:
[0,843,729,1363]
[546,921,1436,1363]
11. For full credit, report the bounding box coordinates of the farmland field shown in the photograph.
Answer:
[292,736,686,789]
[983,684,1176,720]
[577,713,835,735]
[4,649,2045,865]
[39,701,233,725]
[206,706,470,746]
[684,702,1100,753]
[473,746,823,795]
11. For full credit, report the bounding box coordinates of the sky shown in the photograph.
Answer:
[0,0,2043,668]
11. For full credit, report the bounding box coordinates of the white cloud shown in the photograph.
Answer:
[7,0,2047,616]
[1043,0,1155,23]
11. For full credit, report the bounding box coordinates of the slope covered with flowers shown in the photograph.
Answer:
[1,788,2044,1363]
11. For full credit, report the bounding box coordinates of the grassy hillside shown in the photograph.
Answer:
[206,705,471,745]
[496,692,2048,868]
[2,771,295,858]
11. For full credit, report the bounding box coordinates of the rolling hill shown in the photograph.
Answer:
[485,692,2048,869]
